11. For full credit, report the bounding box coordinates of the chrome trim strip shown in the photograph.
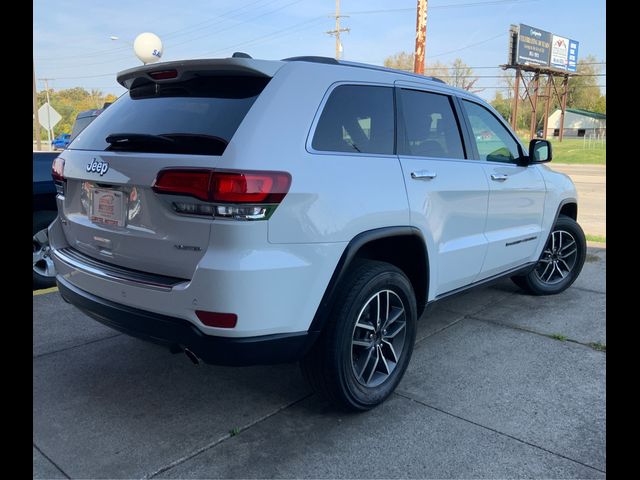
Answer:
[53,248,187,292]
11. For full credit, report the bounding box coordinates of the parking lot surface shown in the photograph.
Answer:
[33,247,606,479]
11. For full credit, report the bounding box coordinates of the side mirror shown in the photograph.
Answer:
[528,139,552,164]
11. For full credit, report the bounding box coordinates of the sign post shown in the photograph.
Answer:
[503,24,580,142]
[37,102,61,151]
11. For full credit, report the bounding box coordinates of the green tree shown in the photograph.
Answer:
[490,91,512,122]
[383,51,414,71]
[34,87,117,141]
[447,58,482,93]
[566,54,603,112]
[594,94,606,114]
[424,61,449,81]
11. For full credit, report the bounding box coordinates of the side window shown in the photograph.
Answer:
[397,89,465,159]
[312,85,394,155]
[462,100,521,163]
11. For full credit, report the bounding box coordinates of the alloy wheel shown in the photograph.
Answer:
[534,229,578,285]
[33,228,56,278]
[351,290,407,387]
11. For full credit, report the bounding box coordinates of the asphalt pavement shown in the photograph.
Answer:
[549,164,606,238]
[33,247,606,479]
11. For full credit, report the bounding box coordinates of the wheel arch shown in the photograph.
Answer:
[308,226,429,335]
[553,198,578,226]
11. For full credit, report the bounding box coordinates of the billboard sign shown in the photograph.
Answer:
[567,39,579,72]
[512,24,579,71]
[550,35,569,70]
[516,24,551,67]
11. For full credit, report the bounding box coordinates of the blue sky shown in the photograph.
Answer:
[33,0,606,101]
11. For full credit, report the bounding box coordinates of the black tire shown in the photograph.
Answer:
[301,259,417,411]
[511,215,586,295]
[33,211,58,290]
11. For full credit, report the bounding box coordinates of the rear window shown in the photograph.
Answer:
[70,115,98,141]
[69,76,269,155]
[312,85,394,155]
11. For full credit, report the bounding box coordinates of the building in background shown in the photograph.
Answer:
[546,108,606,138]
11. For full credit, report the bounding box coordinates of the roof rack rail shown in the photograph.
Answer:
[281,56,448,84]
[338,60,447,84]
[281,56,339,65]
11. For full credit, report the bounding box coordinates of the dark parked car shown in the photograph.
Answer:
[33,151,60,289]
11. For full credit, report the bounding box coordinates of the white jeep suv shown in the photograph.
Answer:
[49,55,586,410]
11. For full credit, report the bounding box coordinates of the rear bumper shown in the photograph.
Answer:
[57,276,318,366]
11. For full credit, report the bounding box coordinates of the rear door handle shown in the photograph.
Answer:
[411,170,437,180]
[491,174,508,182]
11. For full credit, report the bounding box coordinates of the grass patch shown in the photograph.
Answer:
[548,138,606,165]
[548,334,567,341]
[588,342,606,352]
[517,135,606,165]
[229,427,241,436]
[586,234,606,243]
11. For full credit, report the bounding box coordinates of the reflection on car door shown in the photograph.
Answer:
[461,99,546,280]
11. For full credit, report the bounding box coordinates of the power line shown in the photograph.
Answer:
[35,0,285,63]
[343,0,539,15]
[428,32,505,58]
[193,16,326,58]
[161,0,278,38]
[168,0,306,50]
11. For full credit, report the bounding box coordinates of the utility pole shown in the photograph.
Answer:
[541,74,553,139]
[39,78,54,151]
[528,72,540,140]
[33,58,41,151]
[327,0,349,60]
[413,0,428,74]
[511,68,520,130]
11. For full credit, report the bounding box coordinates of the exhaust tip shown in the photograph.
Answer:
[184,348,200,365]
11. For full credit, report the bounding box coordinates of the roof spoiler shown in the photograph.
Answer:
[116,58,284,90]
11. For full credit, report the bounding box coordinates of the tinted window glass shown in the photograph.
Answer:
[70,115,99,141]
[398,89,465,159]
[69,76,269,155]
[462,100,521,163]
[312,85,394,155]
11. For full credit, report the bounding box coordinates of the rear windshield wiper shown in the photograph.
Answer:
[105,133,176,146]
[105,132,229,155]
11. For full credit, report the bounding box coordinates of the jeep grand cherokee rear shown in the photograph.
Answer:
[50,56,585,411]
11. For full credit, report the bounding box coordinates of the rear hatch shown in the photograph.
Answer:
[58,59,281,279]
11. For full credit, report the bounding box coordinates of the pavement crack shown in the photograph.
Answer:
[145,393,313,479]
[571,286,606,295]
[466,317,606,352]
[394,391,606,474]
[414,316,465,346]
[33,333,123,360]
[415,293,518,347]
[34,443,71,479]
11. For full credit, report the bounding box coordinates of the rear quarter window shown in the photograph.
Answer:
[311,85,394,155]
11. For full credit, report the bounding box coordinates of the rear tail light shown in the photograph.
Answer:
[152,169,291,221]
[51,157,65,195]
[195,310,238,328]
